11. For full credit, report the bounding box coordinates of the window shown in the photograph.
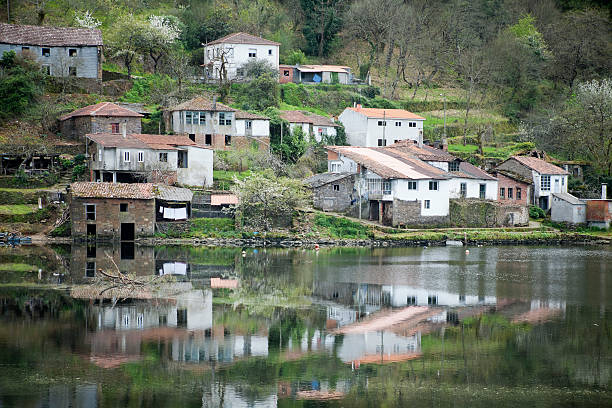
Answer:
[198,111,206,125]
[377,120,387,126]
[449,161,460,172]
[377,139,386,146]
[21,46,29,51]
[429,181,438,191]
[219,112,232,126]
[460,182,467,198]
[541,175,551,191]
[268,49,273,55]
[159,152,168,162]
[85,261,96,278]
[245,120,252,129]
[123,151,130,162]
[424,200,430,209]
[42,47,50,57]
[68,66,77,76]
[120,203,128,212]
[407,181,417,190]
[508,187,513,199]
[479,183,486,199]
[517,187,522,200]
[248,49,257,57]
[178,151,188,168]
[395,121,402,127]
[137,151,144,162]
[382,181,391,195]
[459,295,466,303]
[407,296,417,306]
[98,149,102,161]
[562,177,565,186]
[188,134,195,142]
[428,295,438,305]
[86,244,96,258]
[85,204,96,221]
[408,122,417,127]
[111,123,119,133]
[205,134,212,145]
[500,187,505,199]
[236,68,245,77]
[225,135,232,146]
[68,48,77,57]
[185,111,193,124]
[330,162,340,172]
[283,70,290,76]
[333,184,340,191]
[42,65,50,75]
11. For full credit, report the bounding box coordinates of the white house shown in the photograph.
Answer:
[496,156,569,210]
[86,131,213,187]
[0,23,103,79]
[168,96,270,151]
[280,110,338,142]
[338,105,425,147]
[203,32,280,81]
[326,146,451,226]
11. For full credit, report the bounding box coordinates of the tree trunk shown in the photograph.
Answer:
[463,76,474,146]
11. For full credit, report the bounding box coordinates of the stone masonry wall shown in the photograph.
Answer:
[496,159,534,182]
[71,197,155,240]
[61,116,141,141]
[312,176,355,212]
[392,198,450,227]
[190,133,269,151]
[70,244,156,278]
[449,199,528,227]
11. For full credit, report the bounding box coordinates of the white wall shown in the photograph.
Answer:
[177,146,213,187]
[339,109,368,146]
[171,110,236,136]
[205,42,279,80]
[339,108,423,147]
[386,285,496,308]
[551,196,586,224]
[312,125,337,143]
[394,178,450,216]
[235,119,270,137]
[532,172,568,199]
[448,178,498,200]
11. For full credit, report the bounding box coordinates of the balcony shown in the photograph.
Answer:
[367,178,392,200]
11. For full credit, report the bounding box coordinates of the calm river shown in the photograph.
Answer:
[0,244,610,407]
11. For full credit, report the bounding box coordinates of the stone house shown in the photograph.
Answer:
[203,32,279,82]
[0,23,103,79]
[60,102,143,141]
[491,170,531,206]
[551,193,586,225]
[303,173,355,212]
[70,182,193,241]
[495,156,569,210]
[339,105,425,147]
[167,97,270,151]
[86,133,213,186]
[280,111,338,143]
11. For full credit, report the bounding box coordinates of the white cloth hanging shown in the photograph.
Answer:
[175,207,188,220]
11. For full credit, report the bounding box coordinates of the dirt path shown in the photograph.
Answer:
[333,306,438,334]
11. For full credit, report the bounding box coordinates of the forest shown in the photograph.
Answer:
[0,0,611,187]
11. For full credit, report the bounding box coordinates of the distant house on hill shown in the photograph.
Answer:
[280,111,337,143]
[167,96,270,150]
[86,132,213,186]
[339,105,425,147]
[495,155,569,210]
[0,23,103,79]
[60,102,143,141]
[203,32,280,82]
[279,64,352,84]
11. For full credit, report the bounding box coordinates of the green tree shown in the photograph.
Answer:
[236,73,280,110]
[240,59,278,79]
[300,0,346,56]
[285,49,307,65]
[0,51,44,119]
[231,172,310,230]
[106,14,148,78]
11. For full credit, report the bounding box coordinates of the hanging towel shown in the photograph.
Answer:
[163,207,174,219]
[175,207,188,220]
[159,206,164,214]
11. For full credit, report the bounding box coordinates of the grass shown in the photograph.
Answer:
[416,109,508,127]
[0,263,38,272]
[312,214,373,239]
[0,205,38,215]
[157,218,242,239]
[448,141,535,159]
[278,102,331,117]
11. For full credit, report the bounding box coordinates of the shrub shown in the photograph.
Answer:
[529,205,546,219]
[314,214,372,239]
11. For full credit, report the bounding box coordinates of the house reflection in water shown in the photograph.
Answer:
[71,243,157,281]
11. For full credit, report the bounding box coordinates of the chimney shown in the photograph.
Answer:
[418,130,423,148]
[356,103,362,109]
[213,95,217,111]
[353,101,356,108]
[603,183,608,200]
[442,138,448,151]
[121,122,127,138]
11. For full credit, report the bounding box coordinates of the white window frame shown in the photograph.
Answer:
[429,181,438,191]
[123,151,131,162]
[330,162,341,172]
[137,151,144,162]
[378,120,387,126]
[541,175,551,191]
[407,181,417,190]
[159,152,168,162]
[248,48,257,58]
[245,120,252,129]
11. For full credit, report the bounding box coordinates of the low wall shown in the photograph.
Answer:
[450,199,528,227]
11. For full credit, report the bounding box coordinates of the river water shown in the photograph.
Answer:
[0,244,610,407]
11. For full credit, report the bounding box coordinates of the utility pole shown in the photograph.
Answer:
[382,110,386,146]
[441,93,447,143]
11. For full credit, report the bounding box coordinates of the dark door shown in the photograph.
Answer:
[86,224,96,239]
[369,201,380,221]
[120,223,135,241]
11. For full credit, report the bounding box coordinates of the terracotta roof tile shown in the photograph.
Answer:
[345,107,425,120]
[169,96,236,112]
[86,133,211,150]
[280,111,336,126]
[452,162,497,181]
[387,140,454,162]
[234,111,269,120]
[510,156,569,175]
[71,182,155,199]
[0,23,103,46]
[207,32,280,46]
[60,102,143,121]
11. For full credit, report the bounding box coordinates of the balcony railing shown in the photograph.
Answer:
[367,178,391,198]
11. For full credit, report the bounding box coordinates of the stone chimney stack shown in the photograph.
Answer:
[603,183,608,200]
[213,95,217,111]
[121,122,127,138]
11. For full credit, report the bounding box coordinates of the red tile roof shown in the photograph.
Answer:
[345,107,425,120]
[71,182,155,199]
[234,111,269,120]
[280,111,337,127]
[60,102,143,121]
[169,96,236,112]
[207,32,280,46]
[297,64,351,73]
[510,156,569,175]
[86,133,210,150]
[387,140,454,162]
[0,23,103,46]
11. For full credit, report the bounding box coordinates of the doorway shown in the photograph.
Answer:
[120,223,135,241]
[86,224,96,239]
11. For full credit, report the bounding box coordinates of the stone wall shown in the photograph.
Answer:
[450,199,528,227]
[496,159,533,182]
[71,197,155,240]
[392,198,450,227]
[312,176,355,212]
[156,221,191,236]
[189,133,269,151]
[61,116,141,141]
[70,244,156,279]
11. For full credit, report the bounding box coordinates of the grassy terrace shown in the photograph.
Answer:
[0,205,37,215]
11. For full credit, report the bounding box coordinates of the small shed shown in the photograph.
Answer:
[551,193,586,225]
[586,200,612,229]
[304,172,355,212]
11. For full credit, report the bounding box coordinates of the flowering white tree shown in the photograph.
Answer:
[74,10,101,29]
[145,15,181,73]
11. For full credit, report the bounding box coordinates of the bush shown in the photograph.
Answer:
[529,205,546,219]
[314,214,372,239]
[49,221,71,237]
